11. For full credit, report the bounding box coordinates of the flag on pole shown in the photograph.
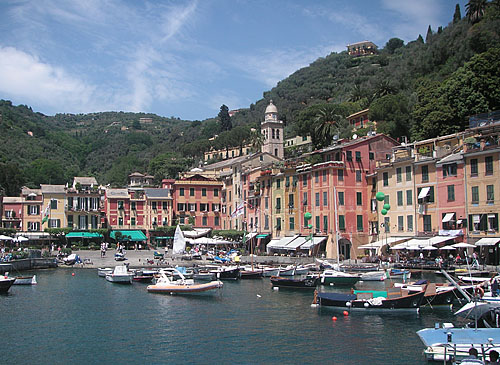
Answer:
[41,203,50,224]
[231,201,245,218]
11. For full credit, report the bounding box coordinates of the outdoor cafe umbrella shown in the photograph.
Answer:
[14,236,29,243]
[453,242,476,248]
[422,246,437,251]
[0,235,13,240]
[440,245,456,250]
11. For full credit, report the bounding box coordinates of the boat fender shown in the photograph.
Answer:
[474,286,484,298]
[364,302,369,308]
[346,301,352,307]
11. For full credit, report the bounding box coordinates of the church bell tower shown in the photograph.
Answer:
[261,100,283,159]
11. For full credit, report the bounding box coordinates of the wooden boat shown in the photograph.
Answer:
[320,269,360,286]
[313,286,426,311]
[240,269,263,279]
[270,275,319,289]
[97,268,113,277]
[0,275,16,293]
[147,269,223,295]
[278,265,295,276]
[105,265,134,284]
[394,281,457,306]
[13,275,37,285]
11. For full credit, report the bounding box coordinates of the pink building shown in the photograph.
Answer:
[1,197,23,230]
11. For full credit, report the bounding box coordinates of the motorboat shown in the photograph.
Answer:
[294,266,310,276]
[359,271,386,281]
[417,325,500,363]
[340,264,379,272]
[388,268,411,280]
[270,274,319,290]
[261,267,280,277]
[147,269,223,295]
[0,275,16,293]
[209,266,240,280]
[63,254,80,265]
[97,268,113,277]
[193,269,215,281]
[277,265,295,276]
[313,286,426,311]
[320,269,360,286]
[105,265,134,284]
[13,275,37,285]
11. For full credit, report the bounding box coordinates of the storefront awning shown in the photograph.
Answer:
[110,230,147,241]
[66,232,103,238]
[442,213,455,223]
[256,234,269,239]
[418,187,431,199]
[475,237,500,246]
[358,237,411,249]
[301,236,327,250]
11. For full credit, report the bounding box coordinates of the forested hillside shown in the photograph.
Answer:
[0,2,499,195]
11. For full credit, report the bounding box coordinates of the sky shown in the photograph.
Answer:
[0,0,467,121]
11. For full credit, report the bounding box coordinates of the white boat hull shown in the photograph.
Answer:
[13,275,37,285]
[98,268,113,277]
[105,274,133,283]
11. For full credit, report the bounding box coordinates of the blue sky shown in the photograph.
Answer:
[0,0,466,121]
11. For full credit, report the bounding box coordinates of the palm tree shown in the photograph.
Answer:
[313,106,345,148]
[248,129,264,153]
[466,0,487,23]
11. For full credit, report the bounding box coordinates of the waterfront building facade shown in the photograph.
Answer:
[1,197,23,229]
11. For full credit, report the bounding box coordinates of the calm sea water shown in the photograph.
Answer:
[0,269,459,364]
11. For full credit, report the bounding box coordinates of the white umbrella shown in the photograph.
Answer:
[422,246,437,251]
[0,235,13,240]
[14,236,29,243]
[440,245,456,250]
[453,242,476,248]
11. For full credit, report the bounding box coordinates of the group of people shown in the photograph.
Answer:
[464,347,499,364]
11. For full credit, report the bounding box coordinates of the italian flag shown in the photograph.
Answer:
[41,203,50,224]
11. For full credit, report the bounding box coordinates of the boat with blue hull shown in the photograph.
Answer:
[313,287,426,311]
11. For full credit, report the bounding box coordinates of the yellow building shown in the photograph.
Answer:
[40,185,67,230]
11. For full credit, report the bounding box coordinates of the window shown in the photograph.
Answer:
[471,159,478,176]
[131,217,136,226]
[369,152,374,160]
[486,156,494,175]
[202,216,207,226]
[396,167,402,183]
[265,197,269,209]
[276,217,282,231]
[302,175,308,187]
[443,163,457,177]
[322,170,327,182]
[50,199,58,209]
[189,203,197,211]
[163,202,168,210]
[356,170,362,182]
[356,192,362,206]
[200,203,208,211]
[338,169,344,181]
[179,188,184,196]
[118,217,123,226]
[28,205,39,215]
[177,203,186,211]
[423,215,432,232]
[488,214,498,231]
[276,179,281,189]
[152,201,157,210]
[447,185,455,201]
[264,215,269,230]
[276,197,281,211]
[289,217,295,230]
[487,185,495,204]
[422,165,429,182]
[406,190,413,205]
[131,201,136,210]
[397,191,403,206]
[202,188,207,197]
[356,215,363,232]
[214,216,220,226]
[384,196,390,205]
[118,201,124,210]
[67,215,73,228]
[303,192,308,206]
[355,151,361,162]
[471,186,479,204]
[315,193,320,207]
[383,172,389,186]
[338,215,345,230]
[384,217,390,233]
[323,191,328,206]
[212,203,220,212]
[190,188,195,196]
[315,171,319,183]
[288,194,294,208]
[338,191,344,206]
[48,219,60,228]
[28,222,40,231]
[346,151,352,161]
[398,216,404,231]
[407,215,413,232]
[417,186,435,203]
[323,215,328,232]
[406,166,412,181]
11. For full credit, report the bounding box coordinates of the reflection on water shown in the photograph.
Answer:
[0,270,458,364]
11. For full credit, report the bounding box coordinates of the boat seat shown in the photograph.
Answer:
[424,283,436,296]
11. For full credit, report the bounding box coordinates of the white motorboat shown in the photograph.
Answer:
[359,271,386,281]
[97,268,113,277]
[261,267,280,277]
[105,265,134,284]
[320,269,360,286]
[294,266,310,275]
[278,265,295,276]
[147,268,223,295]
[13,275,37,285]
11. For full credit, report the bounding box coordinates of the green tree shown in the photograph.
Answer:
[466,0,488,23]
[218,104,232,131]
[26,158,67,186]
[312,104,352,148]
[132,120,141,130]
[426,25,433,43]
[0,162,24,196]
[453,3,462,23]
[385,38,404,54]
[369,94,411,140]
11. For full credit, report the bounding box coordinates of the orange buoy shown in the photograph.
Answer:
[332,316,337,321]
[343,310,349,316]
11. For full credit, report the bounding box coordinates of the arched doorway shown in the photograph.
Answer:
[338,238,351,260]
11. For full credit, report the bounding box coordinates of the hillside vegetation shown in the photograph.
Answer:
[0,2,499,195]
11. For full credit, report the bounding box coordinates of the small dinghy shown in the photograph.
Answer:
[147,268,223,295]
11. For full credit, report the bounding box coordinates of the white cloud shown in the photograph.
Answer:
[0,46,101,112]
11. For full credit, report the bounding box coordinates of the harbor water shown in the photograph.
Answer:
[1,269,459,364]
